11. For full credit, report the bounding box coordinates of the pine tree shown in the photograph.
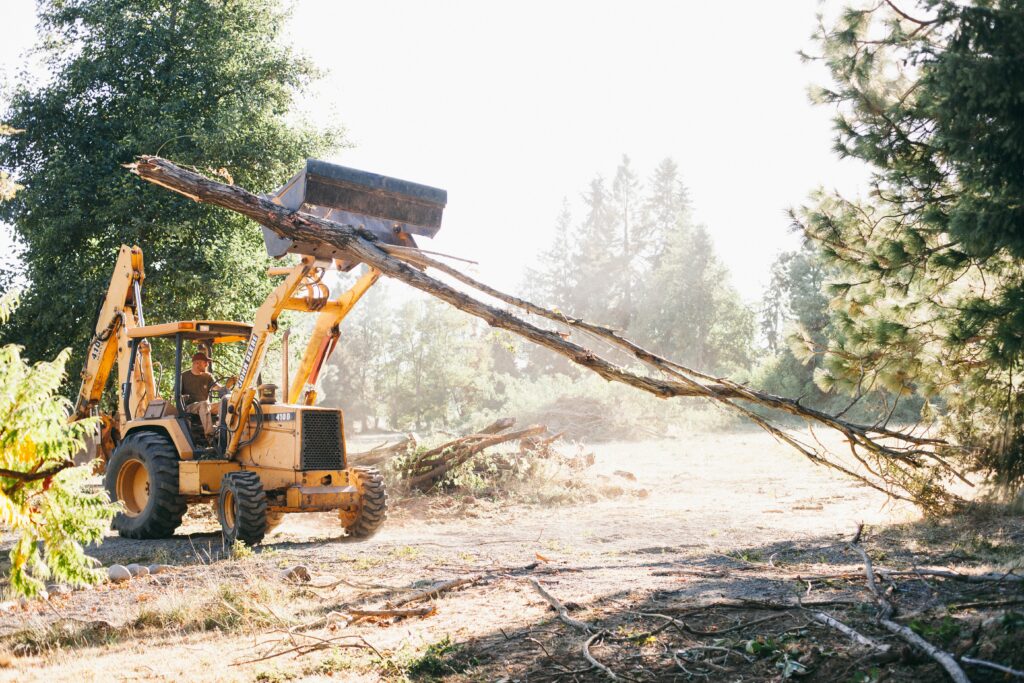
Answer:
[607,155,650,330]
[523,199,576,310]
[800,0,1024,483]
[639,222,753,373]
[644,158,692,272]
[573,177,618,323]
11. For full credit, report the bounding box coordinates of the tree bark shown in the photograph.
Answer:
[127,156,967,510]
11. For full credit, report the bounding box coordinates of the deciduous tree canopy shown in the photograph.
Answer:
[0,0,341,378]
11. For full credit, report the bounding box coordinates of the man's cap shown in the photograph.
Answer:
[192,351,212,363]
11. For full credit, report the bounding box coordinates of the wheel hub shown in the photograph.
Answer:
[223,489,237,530]
[115,458,150,516]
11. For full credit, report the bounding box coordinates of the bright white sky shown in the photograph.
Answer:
[1,0,870,302]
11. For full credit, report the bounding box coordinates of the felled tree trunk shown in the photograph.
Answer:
[128,156,970,510]
[401,425,547,491]
[348,435,417,467]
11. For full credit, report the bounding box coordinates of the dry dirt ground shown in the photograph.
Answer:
[1,428,1022,682]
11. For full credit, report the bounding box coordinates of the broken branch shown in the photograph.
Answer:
[127,156,967,510]
[527,578,593,633]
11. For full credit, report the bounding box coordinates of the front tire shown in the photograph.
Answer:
[218,471,268,546]
[104,431,186,539]
[339,467,387,538]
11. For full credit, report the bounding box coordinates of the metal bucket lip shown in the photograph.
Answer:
[262,159,445,265]
[304,159,447,207]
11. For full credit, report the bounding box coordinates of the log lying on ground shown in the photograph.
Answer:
[128,156,969,511]
[347,418,552,489]
[348,435,417,467]
[401,424,547,491]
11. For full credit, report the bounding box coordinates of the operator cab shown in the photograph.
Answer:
[126,320,252,455]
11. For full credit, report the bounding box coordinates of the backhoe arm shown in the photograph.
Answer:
[72,245,158,461]
[72,245,156,420]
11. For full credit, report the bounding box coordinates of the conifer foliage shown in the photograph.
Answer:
[525,156,754,376]
[799,0,1024,483]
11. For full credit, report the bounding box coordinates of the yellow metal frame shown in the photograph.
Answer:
[288,267,381,404]
[222,260,381,456]
[72,245,158,444]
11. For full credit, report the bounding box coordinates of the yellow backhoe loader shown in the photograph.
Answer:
[71,160,446,545]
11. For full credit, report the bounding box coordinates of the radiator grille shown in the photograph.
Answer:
[300,411,344,470]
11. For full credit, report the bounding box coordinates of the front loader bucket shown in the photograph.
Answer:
[262,159,447,267]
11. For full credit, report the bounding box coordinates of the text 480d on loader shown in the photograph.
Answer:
[71,160,446,545]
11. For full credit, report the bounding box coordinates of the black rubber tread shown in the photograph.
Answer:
[343,467,388,538]
[218,471,268,546]
[104,431,187,539]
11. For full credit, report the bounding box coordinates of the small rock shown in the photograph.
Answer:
[148,564,174,575]
[613,470,637,481]
[18,596,30,609]
[278,565,311,583]
[107,564,132,583]
[125,564,150,578]
[46,584,71,599]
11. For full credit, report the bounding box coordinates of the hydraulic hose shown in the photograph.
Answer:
[234,397,264,450]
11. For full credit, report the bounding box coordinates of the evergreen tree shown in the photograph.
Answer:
[756,243,835,403]
[0,0,340,380]
[520,200,578,377]
[523,199,576,310]
[607,155,651,330]
[801,0,1024,482]
[573,177,618,323]
[644,158,691,272]
[638,222,753,373]
[318,280,393,429]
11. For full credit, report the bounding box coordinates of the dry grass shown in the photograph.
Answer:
[2,431,1022,682]
[2,559,313,659]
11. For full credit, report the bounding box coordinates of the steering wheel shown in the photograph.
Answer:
[210,375,238,400]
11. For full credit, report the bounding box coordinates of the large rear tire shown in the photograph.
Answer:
[104,431,186,539]
[218,471,268,546]
[339,467,387,538]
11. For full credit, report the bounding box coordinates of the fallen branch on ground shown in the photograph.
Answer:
[527,578,593,633]
[810,611,891,653]
[526,578,623,680]
[348,435,416,467]
[386,577,477,608]
[959,656,1024,679]
[231,633,379,667]
[583,631,619,681]
[346,606,434,619]
[636,611,785,637]
[793,567,1023,584]
[850,538,970,683]
[400,425,548,491]
[662,597,863,612]
[128,156,968,511]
